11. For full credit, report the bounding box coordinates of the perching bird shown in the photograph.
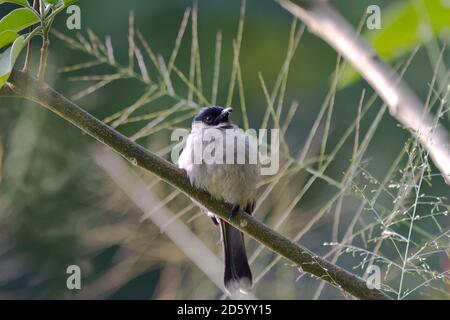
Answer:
[178,106,260,294]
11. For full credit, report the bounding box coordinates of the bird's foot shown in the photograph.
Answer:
[229,205,240,219]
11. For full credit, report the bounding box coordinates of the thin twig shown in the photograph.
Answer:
[37,0,49,81]
[23,0,39,72]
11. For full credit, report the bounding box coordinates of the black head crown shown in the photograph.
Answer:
[193,106,232,126]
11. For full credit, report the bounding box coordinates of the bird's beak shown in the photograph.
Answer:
[219,107,232,120]
[219,108,233,120]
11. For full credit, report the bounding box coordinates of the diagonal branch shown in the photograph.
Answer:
[277,0,450,184]
[0,70,390,300]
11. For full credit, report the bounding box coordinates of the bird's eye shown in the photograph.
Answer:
[205,116,212,123]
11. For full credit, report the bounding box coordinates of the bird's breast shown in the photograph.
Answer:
[178,127,259,207]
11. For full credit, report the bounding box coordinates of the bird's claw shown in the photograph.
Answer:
[229,205,240,219]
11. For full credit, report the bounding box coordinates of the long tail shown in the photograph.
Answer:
[219,219,252,293]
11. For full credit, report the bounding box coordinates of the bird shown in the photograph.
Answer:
[178,106,260,294]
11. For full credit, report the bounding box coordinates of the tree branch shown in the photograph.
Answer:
[0,70,390,299]
[0,83,16,97]
[278,0,450,184]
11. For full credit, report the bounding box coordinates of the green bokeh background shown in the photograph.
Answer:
[0,0,449,299]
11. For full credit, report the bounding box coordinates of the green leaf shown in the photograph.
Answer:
[0,35,25,89]
[339,0,450,88]
[44,0,78,6]
[0,30,19,49]
[0,8,40,33]
[0,0,30,6]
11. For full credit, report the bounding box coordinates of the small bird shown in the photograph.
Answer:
[178,106,259,294]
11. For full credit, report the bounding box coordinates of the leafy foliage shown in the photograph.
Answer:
[0,0,79,88]
[0,0,30,6]
[340,0,450,87]
[0,35,24,87]
[0,8,39,33]
[0,30,19,48]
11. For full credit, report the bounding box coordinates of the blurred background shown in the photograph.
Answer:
[0,0,449,299]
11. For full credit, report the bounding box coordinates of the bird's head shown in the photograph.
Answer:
[193,106,233,127]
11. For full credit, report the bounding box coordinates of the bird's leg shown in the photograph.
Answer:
[210,216,219,225]
[230,205,240,219]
